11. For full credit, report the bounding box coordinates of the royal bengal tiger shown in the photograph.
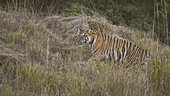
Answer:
[76,27,150,68]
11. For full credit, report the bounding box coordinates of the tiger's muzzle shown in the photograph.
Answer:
[77,39,86,46]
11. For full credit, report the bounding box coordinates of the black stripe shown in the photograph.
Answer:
[110,36,113,59]
[113,37,116,46]
[94,48,99,54]
[129,42,132,49]
[126,40,129,49]
[112,37,116,56]
[145,50,147,58]
[107,35,111,53]
[107,35,109,43]
[127,42,132,55]
[133,44,137,50]
[125,40,128,57]
[105,35,110,55]
[122,40,126,57]
[93,32,102,54]
[140,49,144,61]
[101,32,104,41]
[112,37,115,50]
[139,49,144,62]
[104,34,106,41]
[115,38,119,49]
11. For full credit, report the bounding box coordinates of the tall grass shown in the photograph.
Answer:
[0,3,170,96]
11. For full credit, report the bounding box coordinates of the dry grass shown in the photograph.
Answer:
[0,7,169,96]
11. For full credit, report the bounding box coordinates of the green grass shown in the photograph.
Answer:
[0,5,170,96]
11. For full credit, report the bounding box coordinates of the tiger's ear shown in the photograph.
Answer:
[79,27,82,31]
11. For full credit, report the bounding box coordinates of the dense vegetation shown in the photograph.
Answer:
[1,0,169,45]
[0,0,169,96]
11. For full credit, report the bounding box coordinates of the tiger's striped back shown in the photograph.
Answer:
[77,28,150,67]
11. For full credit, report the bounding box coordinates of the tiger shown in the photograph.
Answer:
[76,27,150,69]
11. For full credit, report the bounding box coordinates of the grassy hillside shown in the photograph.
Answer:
[1,0,169,45]
[0,4,170,96]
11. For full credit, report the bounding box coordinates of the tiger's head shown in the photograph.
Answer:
[76,28,94,46]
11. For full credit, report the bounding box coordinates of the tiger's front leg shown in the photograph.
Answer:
[87,53,103,63]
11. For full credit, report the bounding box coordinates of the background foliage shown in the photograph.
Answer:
[1,0,169,44]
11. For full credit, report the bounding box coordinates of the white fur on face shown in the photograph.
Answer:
[87,37,91,43]
[88,29,91,34]
[81,33,84,36]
